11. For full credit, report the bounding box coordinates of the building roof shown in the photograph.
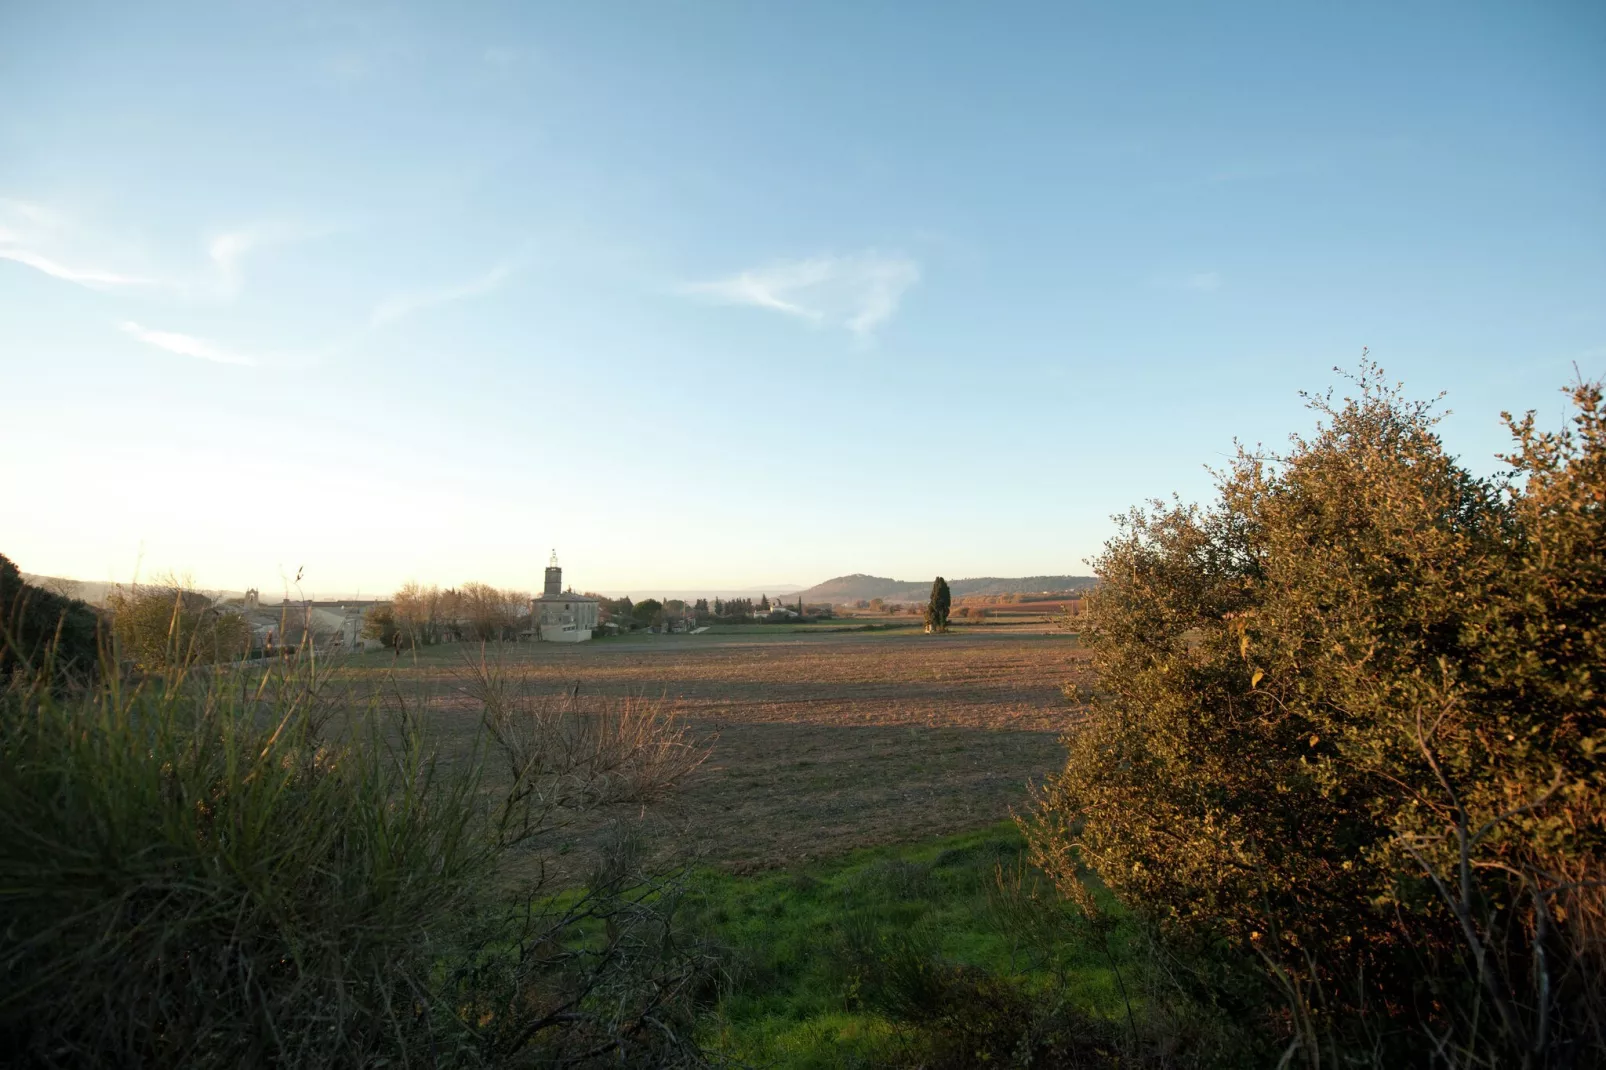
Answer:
[533,591,600,603]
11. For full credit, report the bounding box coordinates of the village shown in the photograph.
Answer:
[227,552,813,656]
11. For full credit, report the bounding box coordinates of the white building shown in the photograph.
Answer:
[248,600,384,653]
[530,552,599,642]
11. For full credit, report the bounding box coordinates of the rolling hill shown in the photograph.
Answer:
[796,573,1095,604]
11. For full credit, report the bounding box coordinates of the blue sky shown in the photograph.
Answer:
[1,2,1602,596]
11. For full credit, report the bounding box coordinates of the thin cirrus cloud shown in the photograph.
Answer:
[1185,271,1223,292]
[682,251,921,339]
[0,197,69,233]
[119,321,256,367]
[0,247,155,289]
[2,197,325,299]
[4,193,518,366]
[369,262,514,327]
[0,197,156,290]
[206,222,322,300]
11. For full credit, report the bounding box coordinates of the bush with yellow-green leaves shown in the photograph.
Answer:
[1028,366,1603,1067]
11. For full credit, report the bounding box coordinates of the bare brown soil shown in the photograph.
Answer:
[958,599,1083,616]
[343,630,1088,876]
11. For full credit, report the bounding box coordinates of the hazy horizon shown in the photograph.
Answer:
[3,2,1601,594]
[17,568,1098,606]
[18,570,812,606]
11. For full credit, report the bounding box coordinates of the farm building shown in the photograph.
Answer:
[239,591,386,654]
[530,552,598,642]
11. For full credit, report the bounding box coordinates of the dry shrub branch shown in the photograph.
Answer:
[459,649,712,847]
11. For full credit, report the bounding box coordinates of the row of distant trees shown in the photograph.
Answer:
[836,590,1080,623]
[842,597,931,616]
[594,595,826,630]
[363,586,842,646]
[361,579,1085,648]
[710,595,801,619]
[959,591,1084,606]
[596,596,677,631]
[596,595,826,628]
[364,581,532,647]
[712,595,828,622]
[842,590,1082,612]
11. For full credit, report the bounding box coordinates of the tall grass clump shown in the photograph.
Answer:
[0,643,715,1068]
[1027,366,1605,1067]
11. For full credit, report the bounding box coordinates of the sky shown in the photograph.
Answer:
[1,1,1602,597]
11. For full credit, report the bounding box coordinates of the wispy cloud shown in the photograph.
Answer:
[206,222,322,299]
[0,198,65,229]
[370,262,513,327]
[683,251,920,339]
[0,199,156,289]
[2,196,329,300]
[208,232,254,297]
[119,321,256,366]
[6,193,517,369]
[1185,271,1223,292]
[0,247,155,289]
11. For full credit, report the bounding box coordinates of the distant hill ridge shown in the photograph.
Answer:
[796,573,1096,603]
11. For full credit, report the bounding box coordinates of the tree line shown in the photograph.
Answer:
[364,581,532,647]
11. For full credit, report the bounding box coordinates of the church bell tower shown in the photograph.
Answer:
[544,549,562,597]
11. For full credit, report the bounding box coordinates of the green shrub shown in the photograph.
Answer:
[361,603,400,648]
[105,580,251,670]
[0,553,101,681]
[1027,367,1605,1065]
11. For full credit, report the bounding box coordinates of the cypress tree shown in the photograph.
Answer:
[926,576,951,633]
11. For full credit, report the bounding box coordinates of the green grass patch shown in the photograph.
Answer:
[683,822,1143,1068]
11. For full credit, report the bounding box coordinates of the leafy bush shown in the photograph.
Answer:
[0,648,714,1068]
[105,580,251,669]
[1027,367,1605,1065]
[361,603,400,648]
[0,553,100,681]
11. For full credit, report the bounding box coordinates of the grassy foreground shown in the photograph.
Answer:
[684,822,1145,1068]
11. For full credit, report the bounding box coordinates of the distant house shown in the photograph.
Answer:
[530,553,599,642]
[244,597,386,654]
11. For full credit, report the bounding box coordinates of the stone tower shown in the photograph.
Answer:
[544,549,562,597]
